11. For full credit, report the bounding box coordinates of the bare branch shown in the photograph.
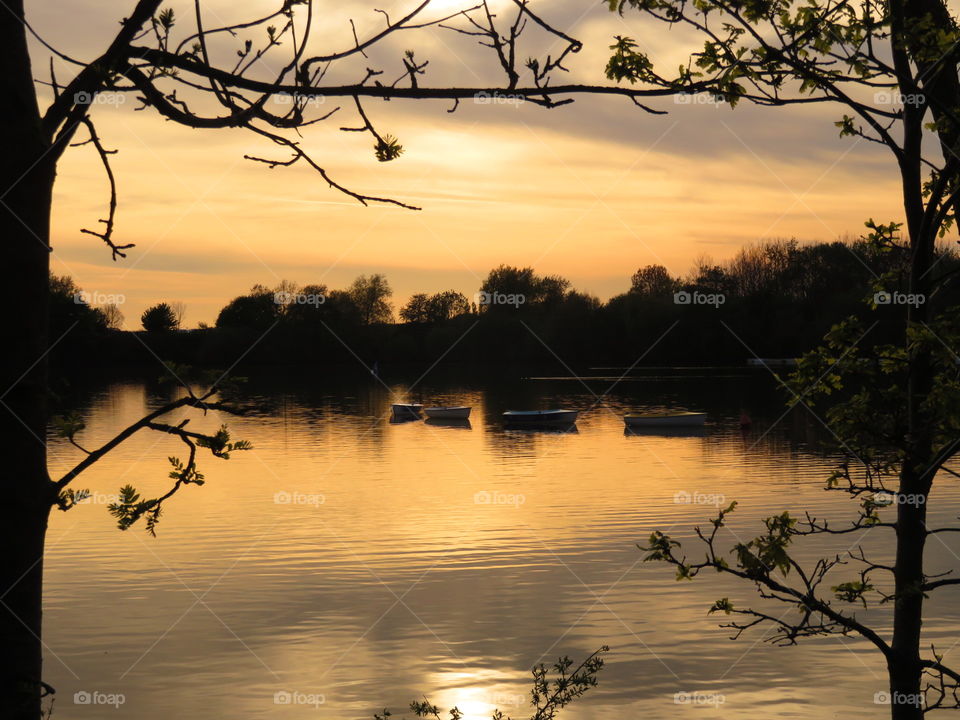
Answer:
[55,391,242,491]
[72,117,133,260]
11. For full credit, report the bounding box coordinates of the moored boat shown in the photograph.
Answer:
[424,406,471,420]
[503,409,579,425]
[624,411,706,427]
[391,403,423,418]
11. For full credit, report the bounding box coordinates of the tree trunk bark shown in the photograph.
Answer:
[0,3,58,718]
[888,481,929,720]
[888,174,935,720]
[0,179,57,717]
[884,0,951,710]
[886,252,933,720]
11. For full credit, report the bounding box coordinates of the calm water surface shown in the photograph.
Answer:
[44,372,960,719]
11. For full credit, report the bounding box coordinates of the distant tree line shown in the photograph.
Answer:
[50,237,960,370]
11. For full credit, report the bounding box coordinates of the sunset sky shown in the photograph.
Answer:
[33,0,903,327]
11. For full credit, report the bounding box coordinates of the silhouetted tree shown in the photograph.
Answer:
[349,274,393,325]
[141,302,178,333]
[630,264,676,298]
[216,285,281,331]
[537,274,572,308]
[607,0,960,713]
[402,290,471,324]
[400,293,431,324]
[48,274,109,338]
[98,303,124,330]
[169,301,186,329]
[479,265,540,312]
[283,283,329,326]
[479,265,574,311]
[323,289,364,328]
[426,290,471,322]
[134,242,960,368]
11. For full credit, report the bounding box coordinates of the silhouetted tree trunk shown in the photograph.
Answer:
[892,292,933,720]
[890,1,960,712]
[0,3,57,718]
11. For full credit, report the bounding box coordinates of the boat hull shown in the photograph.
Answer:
[424,406,471,420]
[391,403,423,418]
[624,412,706,427]
[503,409,579,425]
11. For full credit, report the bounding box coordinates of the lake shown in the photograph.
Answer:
[44,369,960,719]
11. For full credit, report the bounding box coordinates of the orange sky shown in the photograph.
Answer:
[35,1,905,328]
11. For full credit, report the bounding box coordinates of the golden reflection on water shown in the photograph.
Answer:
[43,378,960,719]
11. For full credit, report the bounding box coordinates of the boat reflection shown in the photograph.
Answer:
[503,423,579,434]
[624,425,706,438]
[424,417,473,430]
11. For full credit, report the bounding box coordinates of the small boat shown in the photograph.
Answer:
[624,412,706,427]
[424,406,471,420]
[503,409,579,425]
[391,403,423,418]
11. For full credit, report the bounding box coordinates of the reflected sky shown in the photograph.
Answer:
[45,373,960,719]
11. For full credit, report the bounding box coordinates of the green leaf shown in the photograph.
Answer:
[375,134,404,162]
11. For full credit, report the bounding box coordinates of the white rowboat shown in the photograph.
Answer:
[624,412,706,427]
[424,406,471,420]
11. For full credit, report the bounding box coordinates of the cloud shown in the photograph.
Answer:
[40,1,905,326]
